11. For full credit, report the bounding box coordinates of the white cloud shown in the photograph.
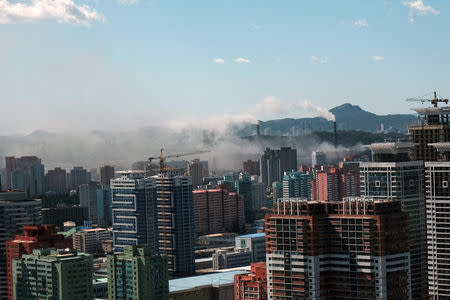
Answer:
[253,96,336,122]
[234,57,250,64]
[310,56,330,64]
[403,1,440,16]
[354,18,368,27]
[213,58,225,64]
[118,0,138,5]
[0,0,104,25]
[372,56,385,61]
[249,23,261,30]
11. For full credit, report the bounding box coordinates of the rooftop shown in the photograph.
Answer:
[169,270,248,292]
[237,232,265,239]
[412,106,450,116]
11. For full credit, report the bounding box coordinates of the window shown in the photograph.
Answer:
[443,181,448,188]
[375,181,381,187]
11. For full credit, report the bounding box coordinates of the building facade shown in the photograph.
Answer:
[212,249,252,270]
[73,228,111,255]
[260,147,297,188]
[107,245,168,300]
[360,141,427,300]
[5,156,41,192]
[155,174,195,277]
[234,262,267,300]
[111,175,158,254]
[69,166,89,191]
[235,233,266,263]
[265,198,411,300]
[12,248,93,300]
[6,225,72,300]
[243,160,260,176]
[46,167,67,195]
[193,189,245,235]
[0,191,41,300]
[282,171,312,201]
[100,165,115,186]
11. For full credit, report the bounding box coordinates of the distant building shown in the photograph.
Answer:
[314,167,341,201]
[41,205,88,228]
[340,171,360,198]
[155,174,195,277]
[235,233,266,263]
[111,175,158,254]
[212,249,252,270]
[260,147,297,187]
[188,159,204,187]
[73,228,111,255]
[271,182,283,202]
[46,167,67,195]
[311,151,327,167]
[0,191,41,299]
[266,198,411,299]
[79,181,102,224]
[12,248,93,300]
[69,166,89,191]
[107,245,168,300]
[234,262,267,300]
[97,185,112,227]
[5,156,41,191]
[251,181,266,210]
[100,165,115,185]
[6,225,72,300]
[282,171,312,200]
[193,189,245,235]
[243,160,260,176]
[90,167,99,182]
[236,173,253,222]
[409,106,450,161]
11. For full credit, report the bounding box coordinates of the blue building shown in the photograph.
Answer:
[111,174,157,254]
[282,171,312,200]
[155,174,195,277]
[11,162,45,198]
[96,185,112,227]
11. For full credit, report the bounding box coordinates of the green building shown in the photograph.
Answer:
[13,248,93,300]
[107,245,169,300]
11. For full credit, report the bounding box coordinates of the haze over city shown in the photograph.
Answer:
[2,1,450,300]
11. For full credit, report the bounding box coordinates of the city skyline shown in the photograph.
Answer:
[1,1,450,134]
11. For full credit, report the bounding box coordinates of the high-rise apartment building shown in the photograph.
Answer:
[46,167,67,195]
[282,171,312,200]
[97,184,112,227]
[243,160,260,176]
[313,167,342,201]
[41,205,88,228]
[409,106,450,161]
[107,245,168,300]
[73,228,111,255]
[5,156,41,191]
[12,248,93,300]
[260,147,297,187]
[272,182,283,202]
[155,174,195,276]
[188,159,204,187]
[193,189,245,235]
[424,159,450,299]
[235,262,267,300]
[0,191,41,300]
[252,181,266,210]
[111,174,157,254]
[311,151,327,167]
[100,165,115,185]
[6,225,72,300]
[236,173,254,221]
[79,181,102,224]
[360,141,427,300]
[69,166,89,191]
[340,171,360,198]
[265,198,411,299]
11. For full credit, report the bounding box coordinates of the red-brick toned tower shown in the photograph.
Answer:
[243,160,260,176]
[265,198,411,300]
[6,225,72,300]
[235,262,267,300]
[193,189,245,235]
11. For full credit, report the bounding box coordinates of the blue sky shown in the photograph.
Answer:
[1,0,449,134]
